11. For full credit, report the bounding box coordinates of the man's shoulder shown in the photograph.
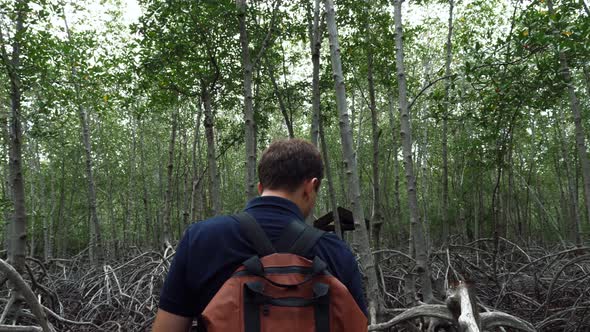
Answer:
[317,231,353,250]
[315,232,356,263]
[185,214,240,242]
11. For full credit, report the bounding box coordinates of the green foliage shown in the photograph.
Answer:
[1,0,590,260]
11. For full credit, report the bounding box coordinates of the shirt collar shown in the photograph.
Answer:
[245,196,305,221]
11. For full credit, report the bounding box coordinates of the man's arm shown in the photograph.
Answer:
[152,309,192,332]
[154,228,197,330]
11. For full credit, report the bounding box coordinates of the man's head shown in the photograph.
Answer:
[257,139,324,217]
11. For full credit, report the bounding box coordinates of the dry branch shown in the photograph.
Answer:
[368,305,453,331]
[480,312,536,332]
[0,325,42,332]
[446,281,480,332]
[0,259,52,332]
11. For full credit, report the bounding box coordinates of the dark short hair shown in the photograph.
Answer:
[258,139,324,192]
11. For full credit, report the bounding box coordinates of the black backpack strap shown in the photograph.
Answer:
[276,220,325,257]
[233,212,276,256]
[274,220,306,253]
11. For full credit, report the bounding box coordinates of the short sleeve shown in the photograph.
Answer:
[158,229,196,317]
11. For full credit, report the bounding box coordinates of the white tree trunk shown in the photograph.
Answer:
[442,0,454,243]
[45,168,55,260]
[62,9,103,263]
[190,102,203,222]
[1,117,10,255]
[125,122,137,247]
[584,65,590,100]
[548,0,590,231]
[309,0,322,147]
[393,0,433,303]
[237,0,258,201]
[365,0,384,262]
[556,112,582,244]
[137,117,153,247]
[266,58,294,138]
[388,93,402,244]
[323,0,381,323]
[319,97,343,239]
[162,109,178,247]
[202,86,221,215]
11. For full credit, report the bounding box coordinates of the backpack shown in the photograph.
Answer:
[200,212,368,332]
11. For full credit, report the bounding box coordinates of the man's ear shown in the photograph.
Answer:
[257,182,264,195]
[311,178,320,191]
[303,178,318,195]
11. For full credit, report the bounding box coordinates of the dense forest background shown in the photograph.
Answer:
[0,0,589,330]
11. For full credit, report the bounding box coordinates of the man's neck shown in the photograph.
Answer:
[260,189,292,199]
[260,190,306,217]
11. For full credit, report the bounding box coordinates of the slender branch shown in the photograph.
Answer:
[408,74,455,111]
[252,0,282,68]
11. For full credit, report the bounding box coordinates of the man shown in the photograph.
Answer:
[152,138,367,331]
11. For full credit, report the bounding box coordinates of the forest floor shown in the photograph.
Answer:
[1,238,589,331]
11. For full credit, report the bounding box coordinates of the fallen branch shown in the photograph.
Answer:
[480,311,536,332]
[0,259,52,332]
[42,305,102,331]
[0,325,42,332]
[368,305,453,331]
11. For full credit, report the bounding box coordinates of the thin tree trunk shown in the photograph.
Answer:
[107,173,117,259]
[137,117,152,248]
[173,130,182,238]
[62,10,103,263]
[181,131,190,228]
[190,102,203,222]
[238,0,280,201]
[419,126,431,254]
[442,0,454,244]
[55,156,66,257]
[506,147,514,236]
[309,0,322,147]
[476,185,482,241]
[163,109,178,247]
[29,141,38,258]
[319,108,342,240]
[548,0,590,231]
[553,137,569,239]
[355,93,365,155]
[307,0,324,224]
[393,0,433,303]
[323,0,381,323]
[1,116,10,255]
[365,0,384,264]
[388,92,402,244]
[556,112,582,244]
[418,60,432,249]
[237,0,258,201]
[124,122,136,248]
[202,85,221,215]
[79,102,103,263]
[584,65,590,99]
[0,2,26,272]
[265,58,294,138]
[45,166,55,260]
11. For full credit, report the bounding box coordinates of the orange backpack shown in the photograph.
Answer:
[200,212,368,332]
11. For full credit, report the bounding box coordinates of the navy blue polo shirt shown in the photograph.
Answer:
[158,196,367,318]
